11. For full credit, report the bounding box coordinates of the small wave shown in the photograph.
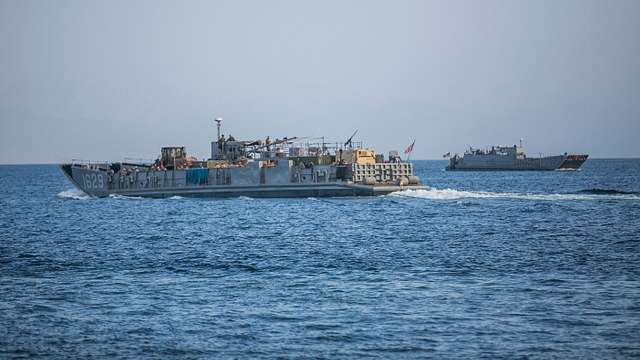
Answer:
[57,188,91,200]
[555,168,581,172]
[168,196,184,200]
[108,194,144,200]
[238,196,253,200]
[577,188,639,196]
[391,188,640,201]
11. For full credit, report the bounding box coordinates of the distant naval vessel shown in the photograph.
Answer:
[61,120,426,198]
[446,140,588,171]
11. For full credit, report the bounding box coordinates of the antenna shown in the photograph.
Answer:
[345,129,358,148]
[520,138,523,148]
[215,118,223,140]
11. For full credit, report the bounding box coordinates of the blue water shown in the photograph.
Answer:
[1,160,639,358]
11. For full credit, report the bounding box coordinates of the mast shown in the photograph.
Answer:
[215,118,223,140]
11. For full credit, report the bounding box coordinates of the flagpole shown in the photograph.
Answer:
[407,139,415,162]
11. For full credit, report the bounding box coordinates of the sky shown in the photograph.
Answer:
[1,0,639,163]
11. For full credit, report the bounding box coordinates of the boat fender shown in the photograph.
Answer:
[397,176,409,186]
[363,177,376,185]
[407,175,419,185]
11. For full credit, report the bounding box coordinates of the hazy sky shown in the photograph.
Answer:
[1,0,639,163]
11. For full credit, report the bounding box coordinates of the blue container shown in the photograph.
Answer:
[186,168,209,185]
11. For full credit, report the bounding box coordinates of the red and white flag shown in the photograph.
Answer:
[404,140,415,155]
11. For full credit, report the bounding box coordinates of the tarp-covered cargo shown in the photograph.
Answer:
[186,168,208,185]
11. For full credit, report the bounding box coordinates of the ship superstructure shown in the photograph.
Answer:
[446,141,588,171]
[61,122,425,198]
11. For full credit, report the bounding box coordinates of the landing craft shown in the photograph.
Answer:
[445,140,588,171]
[60,120,426,198]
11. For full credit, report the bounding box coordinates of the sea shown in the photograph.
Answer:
[1,159,639,359]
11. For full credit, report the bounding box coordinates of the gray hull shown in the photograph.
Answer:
[61,163,426,198]
[447,151,588,171]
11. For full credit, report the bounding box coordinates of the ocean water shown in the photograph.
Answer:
[1,159,639,358]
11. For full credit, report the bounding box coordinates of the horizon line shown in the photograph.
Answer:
[2,157,640,166]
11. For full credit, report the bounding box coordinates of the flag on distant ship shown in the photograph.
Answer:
[404,140,415,155]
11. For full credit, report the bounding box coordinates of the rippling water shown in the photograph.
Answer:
[1,160,639,358]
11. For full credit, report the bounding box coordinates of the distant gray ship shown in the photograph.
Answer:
[61,121,426,198]
[446,140,588,171]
